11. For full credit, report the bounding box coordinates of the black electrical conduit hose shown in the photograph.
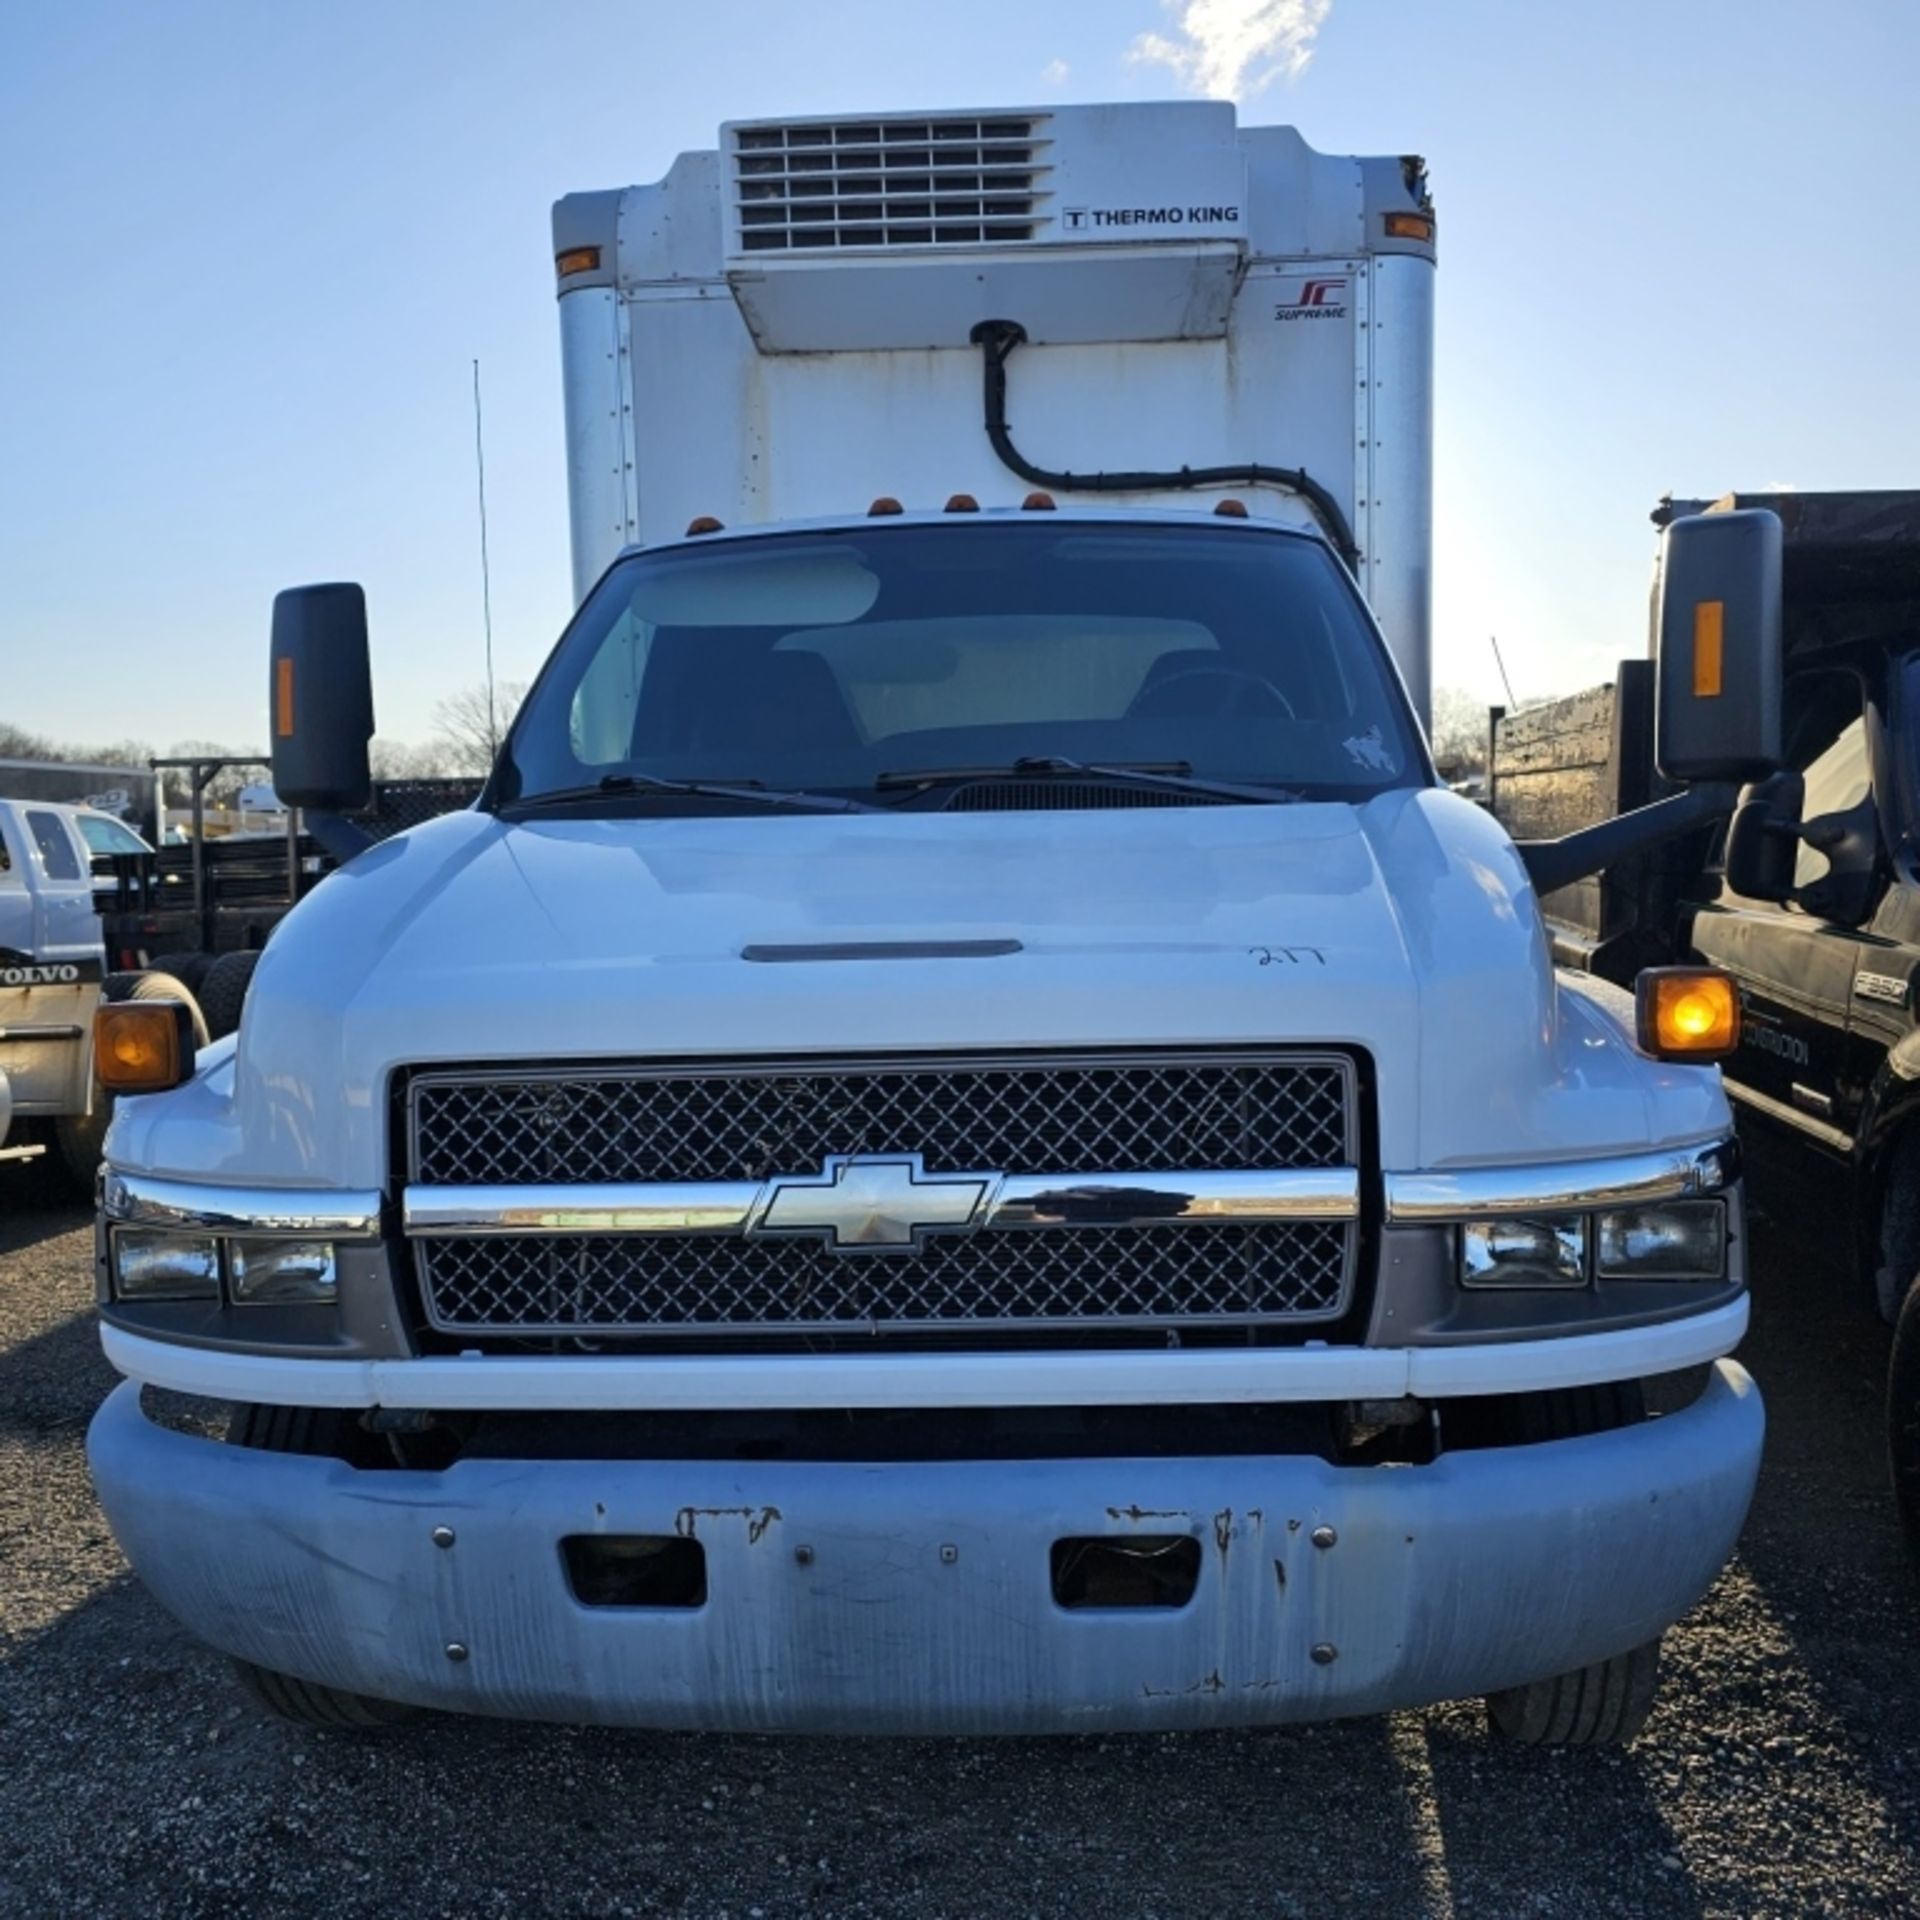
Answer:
[969,320,1362,572]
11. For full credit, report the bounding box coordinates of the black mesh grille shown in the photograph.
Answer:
[404,1053,1360,1346]
[415,1221,1353,1339]
[408,1056,1354,1187]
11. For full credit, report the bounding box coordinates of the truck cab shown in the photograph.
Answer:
[1,798,112,1172]
[1668,496,1920,1161]
[85,103,1773,1745]
[1494,490,1920,1558]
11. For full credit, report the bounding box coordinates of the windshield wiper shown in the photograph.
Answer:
[873,756,1304,806]
[505,773,884,815]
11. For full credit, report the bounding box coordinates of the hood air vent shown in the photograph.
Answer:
[943,780,1235,813]
[733,115,1048,252]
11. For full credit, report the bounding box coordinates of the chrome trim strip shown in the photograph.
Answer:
[1723,1078,1855,1154]
[0,1024,86,1041]
[101,1171,382,1239]
[987,1168,1359,1227]
[402,1167,1361,1239]
[405,1181,763,1238]
[98,1298,1753,1411]
[1383,1139,1736,1224]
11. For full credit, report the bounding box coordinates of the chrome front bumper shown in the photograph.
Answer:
[89,1362,1763,1734]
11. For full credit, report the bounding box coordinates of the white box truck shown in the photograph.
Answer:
[89,103,1773,1744]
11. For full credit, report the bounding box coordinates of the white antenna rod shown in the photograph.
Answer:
[472,359,498,756]
[1489,633,1518,709]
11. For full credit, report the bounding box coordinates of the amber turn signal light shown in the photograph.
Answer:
[94,999,196,1094]
[1635,967,1740,1062]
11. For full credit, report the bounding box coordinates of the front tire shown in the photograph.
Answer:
[231,1660,418,1730]
[1471,1381,1665,1747]
[1486,1641,1662,1747]
[224,1402,420,1728]
[1888,1271,1920,1567]
[197,949,260,1042]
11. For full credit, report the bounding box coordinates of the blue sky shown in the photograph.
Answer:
[3,0,1915,752]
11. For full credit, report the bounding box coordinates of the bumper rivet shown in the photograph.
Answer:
[445,1642,469,1663]
[1311,1642,1338,1666]
[794,1545,815,1567]
[1310,1525,1337,1550]
[431,1526,456,1549]
[940,1543,958,1564]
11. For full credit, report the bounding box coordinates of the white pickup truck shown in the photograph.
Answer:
[89,102,1773,1745]
[0,796,183,1184]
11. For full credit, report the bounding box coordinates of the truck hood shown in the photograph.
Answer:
[113,788,1728,1189]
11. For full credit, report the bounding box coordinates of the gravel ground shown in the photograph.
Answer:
[3,1129,1918,1918]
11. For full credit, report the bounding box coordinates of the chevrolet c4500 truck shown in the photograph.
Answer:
[89,103,1775,1743]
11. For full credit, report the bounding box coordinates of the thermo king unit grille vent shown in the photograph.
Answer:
[732,116,1048,252]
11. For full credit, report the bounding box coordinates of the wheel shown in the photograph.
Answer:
[231,1660,419,1730]
[1486,1641,1662,1747]
[50,1104,109,1200]
[225,1401,421,1728]
[197,949,260,1042]
[1888,1270,1920,1567]
[147,951,212,994]
[1468,1381,1664,1747]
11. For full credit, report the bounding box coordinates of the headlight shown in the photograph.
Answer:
[1459,1217,1586,1288]
[1596,1201,1726,1281]
[111,1229,221,1301]
[228,1237,338,1305]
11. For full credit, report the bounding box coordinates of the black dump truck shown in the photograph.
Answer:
[1492,490,1920,1553]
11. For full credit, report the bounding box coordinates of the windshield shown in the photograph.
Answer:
[501,523,1425,808]
[76,814,148,856]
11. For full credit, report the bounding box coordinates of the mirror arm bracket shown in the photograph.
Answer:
[304,810,376,864]
[1517,782,1739,898]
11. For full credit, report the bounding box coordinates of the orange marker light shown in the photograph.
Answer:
[556,246,603,278]
[944,493,979,513]
[275,657,295,739]
[1384,211,1435,241]
[1021,491,1056,510]
[1214,498,1250,518]
[1636,967,1740,1062]
[94,1000,193,1094]
[684,515,724,535]
[868,497,904,516]
[1692,600,1724,698]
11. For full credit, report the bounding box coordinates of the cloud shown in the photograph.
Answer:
[1127,0,1332,100]
[1042,57,1071,86]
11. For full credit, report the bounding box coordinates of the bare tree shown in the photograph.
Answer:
[0,722,56,760]
[431,681,527,776]
[0,723,158,769]
[161,742,268,808]
[369,736,465,781]
[1427,686,1496,780]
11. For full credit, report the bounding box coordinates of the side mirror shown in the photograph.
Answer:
[269,584,373,812]
[1724,770,1803,904]
[1655,508,1783,783]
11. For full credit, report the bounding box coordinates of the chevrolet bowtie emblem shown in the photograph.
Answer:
[752,1154,994,1252]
